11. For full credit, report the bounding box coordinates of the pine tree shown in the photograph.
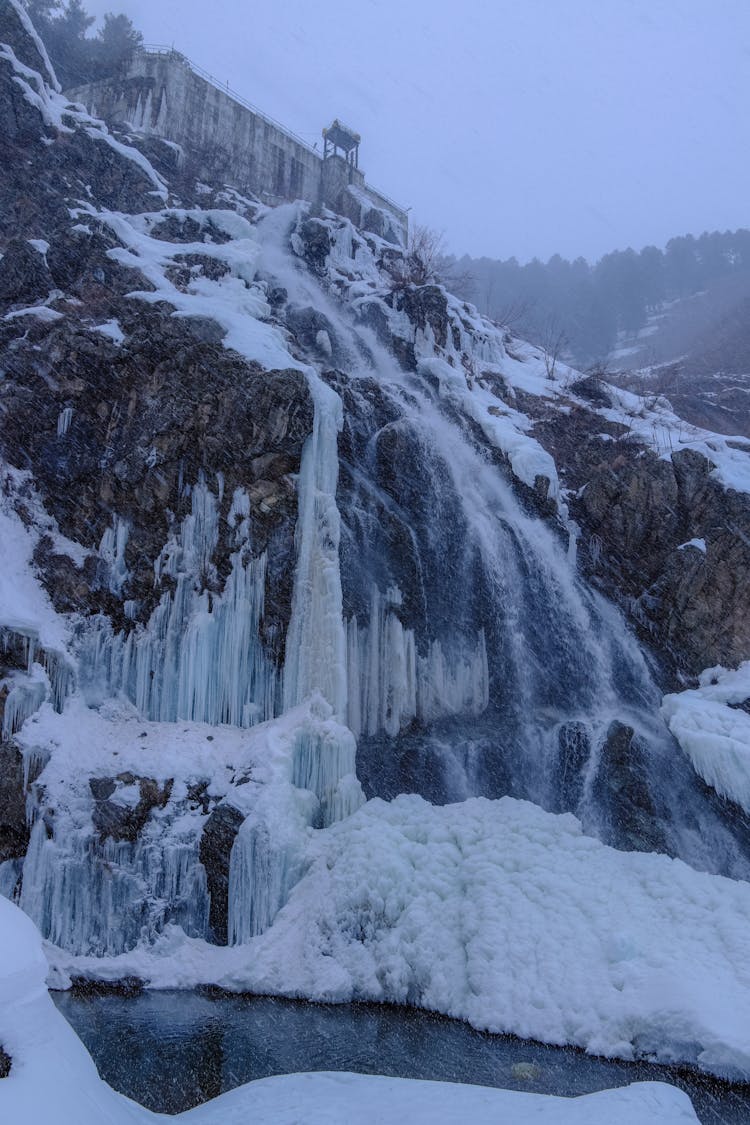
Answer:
[94,12,143,78]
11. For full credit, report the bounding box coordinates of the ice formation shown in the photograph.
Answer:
[282,374,348,720]
[48,789,750,1082]
[662,662,750,814]
[80,479,279,727]
[1,662,47,741]
[15,696,363,954]
[345,586,489,737]
[56,406,73,438]
[98,516,130,596]
[228,700,363,943]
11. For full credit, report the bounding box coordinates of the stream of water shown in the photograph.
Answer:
[53,990,750,1123]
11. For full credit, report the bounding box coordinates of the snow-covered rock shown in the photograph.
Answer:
[662,662,750,813]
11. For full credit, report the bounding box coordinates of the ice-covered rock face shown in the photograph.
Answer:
[3,0,750,977]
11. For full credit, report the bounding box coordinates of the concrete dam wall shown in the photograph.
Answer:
[68,49,407,241]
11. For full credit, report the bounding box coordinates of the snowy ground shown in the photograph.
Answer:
[662,663,750,814]
[0,895,700,1124]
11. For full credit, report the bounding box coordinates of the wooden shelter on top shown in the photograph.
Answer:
[322,119,361,169]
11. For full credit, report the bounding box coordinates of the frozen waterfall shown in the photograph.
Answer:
[79,480,279,727]
[282,374,348,719]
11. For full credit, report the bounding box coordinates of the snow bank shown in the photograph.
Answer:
[180,1072,698,1125]
[52,792,750,1081]
[662,663,750,814]
[0,896,145,1124]
[0,898,697,1124]
[91,205,299,372]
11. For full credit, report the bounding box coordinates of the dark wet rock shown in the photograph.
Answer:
[92,776,174,843]
[172,252,231,283]
[296,218,331,275]
[199,803,245,944]
[0,238,53,308]
[591,722,668,854]
[70,974,144,997]
[361,206,387,239]
[285,305,337,356]
[0,1045,10,1078]
[549,721,591,814]
[0,743,28,862]
[568,374,613,406]
[529,394,750,678]
[0,1,56,143]
[187,780,211,814]
[0,308,313,650]
[394,285,449,349]
[356,297,417,371]
[89,777,116,800]
[266,285,287,309]
[0,1,51,73]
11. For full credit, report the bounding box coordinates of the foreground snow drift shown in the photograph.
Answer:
[179,1071,698,1125]
[0,898,697,1124]
[54,791,750,1081]
[662,663,750,814]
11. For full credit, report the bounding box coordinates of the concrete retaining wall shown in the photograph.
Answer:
[69,51,407,238]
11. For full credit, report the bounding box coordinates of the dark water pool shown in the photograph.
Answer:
[53,990,750,1123]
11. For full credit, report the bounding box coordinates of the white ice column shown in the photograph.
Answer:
[283,376,347,718]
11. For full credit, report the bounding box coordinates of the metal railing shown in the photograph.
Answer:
[139,45,407,220]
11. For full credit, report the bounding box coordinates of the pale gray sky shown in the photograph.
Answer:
[84,0,750,263]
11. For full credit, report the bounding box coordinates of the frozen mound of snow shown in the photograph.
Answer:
[0,897,697,1124]
[54,792,750,1081]
[662,662,750,814]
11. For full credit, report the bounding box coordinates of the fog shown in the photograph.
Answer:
[81,0,749,263]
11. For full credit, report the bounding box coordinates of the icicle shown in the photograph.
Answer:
[1,668,47,741]
[283,376,347,718]
[56,407,73,437]
[99,516,130,596]
[346,586,490,738]
[228,804,307,943]
[228,703,364,944]
[18,814,210,956]
[0,858,22,901]
[22,744,51,791]
[417,630,490,722]
[79,479,279,727]
[290,716,362,828]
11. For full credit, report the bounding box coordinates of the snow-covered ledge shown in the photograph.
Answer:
[662,662,750,814]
